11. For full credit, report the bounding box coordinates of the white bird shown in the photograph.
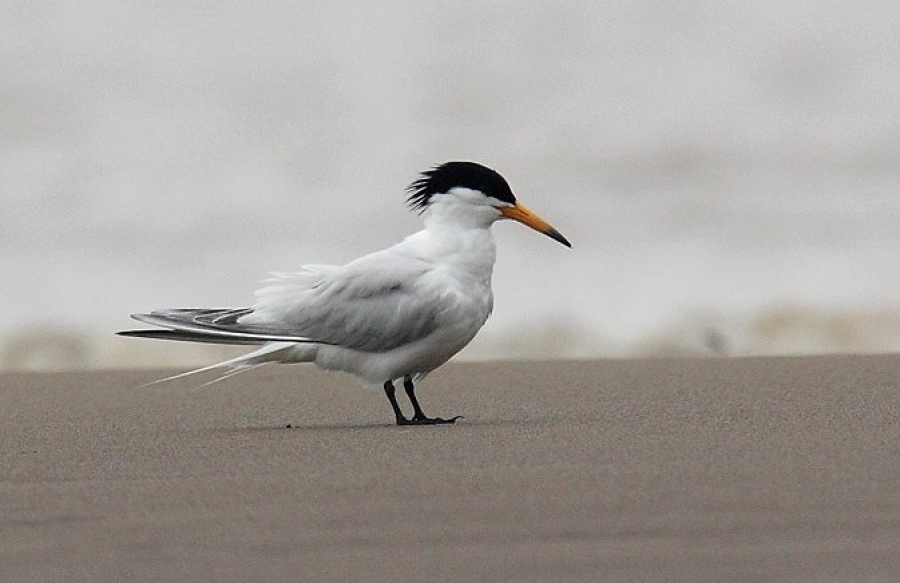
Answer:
[119,161,571,425]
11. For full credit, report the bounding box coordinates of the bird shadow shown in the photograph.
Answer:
[210,422,393,434]
[210,416,552,434]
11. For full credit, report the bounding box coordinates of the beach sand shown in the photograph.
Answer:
[3,355,900,581]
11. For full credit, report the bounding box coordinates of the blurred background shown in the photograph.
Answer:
[3,1,900,370]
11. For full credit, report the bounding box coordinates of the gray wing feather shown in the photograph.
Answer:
[121,308,323,345]
[117,328,268,345]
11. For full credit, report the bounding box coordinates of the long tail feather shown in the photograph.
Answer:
[193,363,266,390]
[137,342,294,388]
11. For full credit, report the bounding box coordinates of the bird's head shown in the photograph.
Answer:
[406,161,571,248]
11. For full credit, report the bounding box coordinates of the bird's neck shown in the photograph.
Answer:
[422,196,498,231]
[407,221,497,286]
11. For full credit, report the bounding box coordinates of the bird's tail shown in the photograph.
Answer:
[138,341,299,388]
[119,308,323,387]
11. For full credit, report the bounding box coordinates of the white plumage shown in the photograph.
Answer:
[120,161,570,425]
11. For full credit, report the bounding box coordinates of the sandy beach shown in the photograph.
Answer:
[2,355,900,581]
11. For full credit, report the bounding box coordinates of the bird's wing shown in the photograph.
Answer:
[120,248,444,351]
[122,308,322,344]
[243,250,442,352]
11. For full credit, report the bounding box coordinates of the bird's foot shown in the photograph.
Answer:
[397,415,463,426]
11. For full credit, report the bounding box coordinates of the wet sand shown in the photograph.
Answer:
[3,355,900,581]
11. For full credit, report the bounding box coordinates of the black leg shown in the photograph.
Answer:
[383,380,409,425]
[402,375,461,425]
[403,375,429,420]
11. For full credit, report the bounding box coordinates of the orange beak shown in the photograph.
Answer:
[499,203,571,248]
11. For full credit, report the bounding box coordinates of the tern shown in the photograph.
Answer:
[119,161,571,425]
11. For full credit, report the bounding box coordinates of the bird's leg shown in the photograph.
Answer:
[383,380,410,425]
[402,375,461,425]
[403,376,429,420]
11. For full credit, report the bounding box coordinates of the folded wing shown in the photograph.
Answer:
[120,249,443,352]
